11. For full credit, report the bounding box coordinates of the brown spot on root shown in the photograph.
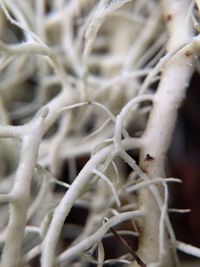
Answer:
[138,225,144,234]
[144,154,154,161]
[141,167,147,174]
[166,14,172,22]
[185,51,192,57]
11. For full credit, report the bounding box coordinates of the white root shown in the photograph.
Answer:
[0,1,199,267]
